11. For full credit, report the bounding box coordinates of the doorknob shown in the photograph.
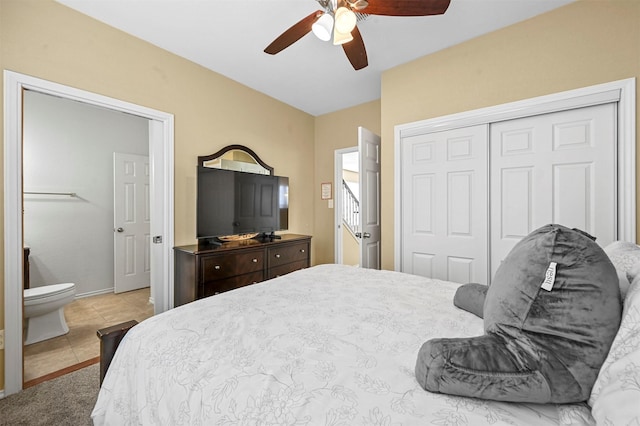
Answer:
[116,227,124,233]
[355,232,362,238]
[363,232,371,238]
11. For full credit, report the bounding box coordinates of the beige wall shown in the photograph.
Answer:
[0,0,316,389]
[380,0,640,270]
[314,100,381,264]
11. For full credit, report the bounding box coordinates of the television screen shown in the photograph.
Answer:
[197,166,289,240]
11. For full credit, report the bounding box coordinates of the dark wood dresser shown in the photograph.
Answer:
[174,234,311,306]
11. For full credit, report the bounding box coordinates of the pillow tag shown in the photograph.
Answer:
[541,262,557,291]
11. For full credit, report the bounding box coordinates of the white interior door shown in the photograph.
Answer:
[114,152,151,293]
[358,127,381,269]
[490,103,617,277]
[401,125,489,284]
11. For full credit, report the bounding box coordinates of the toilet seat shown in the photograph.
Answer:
[24,283,75,302]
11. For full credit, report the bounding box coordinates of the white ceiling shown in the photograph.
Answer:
[55,0,575,116]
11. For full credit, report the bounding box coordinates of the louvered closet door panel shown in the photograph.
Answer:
[401,125,489,284]
[490,103,617,279]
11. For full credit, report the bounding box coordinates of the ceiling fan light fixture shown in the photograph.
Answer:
[348,0,369,10]
[312,13,334,41]
[333,27,353,45]
[334,6,357,34]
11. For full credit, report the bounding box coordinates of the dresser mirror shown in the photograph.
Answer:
[198,144,273,175]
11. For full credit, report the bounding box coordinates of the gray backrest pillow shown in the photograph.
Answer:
[416,224,622,403]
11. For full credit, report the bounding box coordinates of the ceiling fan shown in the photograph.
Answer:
[264,0,451,70]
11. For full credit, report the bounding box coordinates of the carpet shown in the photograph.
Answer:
[0,363,99,425]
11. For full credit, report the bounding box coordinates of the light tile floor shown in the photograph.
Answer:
[24,287,154,382]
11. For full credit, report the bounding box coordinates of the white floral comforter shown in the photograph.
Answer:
[92,264,594,425]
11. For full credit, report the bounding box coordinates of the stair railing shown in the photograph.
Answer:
[342,180,359,235]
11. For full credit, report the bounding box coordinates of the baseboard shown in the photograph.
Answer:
[0,389,5,399]
[75,288,114,299]
[76,286,152,300]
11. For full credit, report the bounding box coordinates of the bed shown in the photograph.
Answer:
[92,263,640,425]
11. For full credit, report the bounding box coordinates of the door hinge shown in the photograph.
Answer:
[153,236,163,244]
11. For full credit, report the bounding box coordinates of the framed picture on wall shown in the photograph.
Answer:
[321,182,332,200]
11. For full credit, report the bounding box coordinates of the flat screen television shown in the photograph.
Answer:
[196,166,289,242]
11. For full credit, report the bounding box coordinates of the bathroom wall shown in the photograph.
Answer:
[23,90,149,297]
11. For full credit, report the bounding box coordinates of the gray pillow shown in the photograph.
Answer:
[453,283,487,319]
[416,224,622,403]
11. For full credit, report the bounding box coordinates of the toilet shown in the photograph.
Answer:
[24,283,76,345]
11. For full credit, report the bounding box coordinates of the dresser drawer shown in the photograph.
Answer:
[201,250,264,282]
[200,270,264,297]
[267,242,309,268]
[267,259,308,280]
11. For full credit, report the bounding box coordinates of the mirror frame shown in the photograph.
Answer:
[197,144,274,175]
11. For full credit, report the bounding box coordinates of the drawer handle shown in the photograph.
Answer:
[300,249,305,253]
[275,254,281,258]
[214,265,221,270]
[252,258,258,263]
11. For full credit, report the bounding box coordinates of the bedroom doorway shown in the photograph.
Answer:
[334,127,381,269]
[334,147,360,266]
[3,70,175,397]
[20,92,153,383]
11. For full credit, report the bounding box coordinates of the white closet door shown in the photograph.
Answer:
[401,125,489,284]
[490,103,617,278]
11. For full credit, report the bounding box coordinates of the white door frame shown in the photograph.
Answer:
[334,146,358,264]
[3,70,175,396]
[394,78,636,271]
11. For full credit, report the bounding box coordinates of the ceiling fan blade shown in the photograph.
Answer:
[363,0,451,16]
[264,10,323,55]
[342,26,368,70]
